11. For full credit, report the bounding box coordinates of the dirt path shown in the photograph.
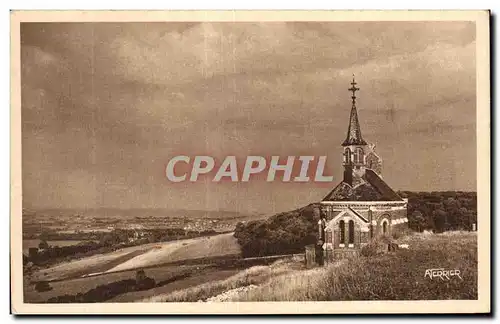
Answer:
[31,246,153,282]
[109,269,240,302]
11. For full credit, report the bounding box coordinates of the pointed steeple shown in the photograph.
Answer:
[342,75,367,146]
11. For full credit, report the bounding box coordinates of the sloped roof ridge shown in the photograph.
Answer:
[322,181,352,201]
[363,169,403,201]
[347,206,369,223]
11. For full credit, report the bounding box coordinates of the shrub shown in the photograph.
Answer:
[391,227,413,240]
[360,235,394,257]
[136,277,156,291]
[135,269,146,282]
[360,241,385,257]
[34,281,52,292]
[135,269,155,291]
[38,240,49,250]
[46,271,160,303]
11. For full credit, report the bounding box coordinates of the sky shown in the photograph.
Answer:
[20,21,477,214]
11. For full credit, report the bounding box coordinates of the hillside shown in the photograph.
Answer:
[232,231,477,301]
[234,204,319,257]
[234,191,478,258]
[147,231,477,302]
[24,233,243,303]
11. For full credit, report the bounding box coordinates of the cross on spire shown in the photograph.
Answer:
[342,75,367,147]
[348,74,359,105]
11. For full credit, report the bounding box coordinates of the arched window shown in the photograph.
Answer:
[344,148,351,164]
[383,221,388,234]
[339,220,345,244]
[354,147,364,164]
[348,220,355,244]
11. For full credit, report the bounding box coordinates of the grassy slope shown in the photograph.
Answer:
[146,231,477,302]
[30,246,153,282]
[30,233,241,282]
[25,233,243,302]
[164,232,241,261]
[110,269,241,302]
[238,231,477,301]
[144,257,302,302]
[107,232,240,272]
[24,264,206,303]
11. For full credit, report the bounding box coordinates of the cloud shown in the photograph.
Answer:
[20,21,477,213]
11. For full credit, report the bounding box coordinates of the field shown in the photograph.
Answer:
[109,268,241,302]
[24,233,242,302]
[30,244,154,282]
[24,264,241,303]
[108,233,240,272]
[30,232,240,282]
[25,231,477,303]
[145,256,304,302]
[147,231,478,302]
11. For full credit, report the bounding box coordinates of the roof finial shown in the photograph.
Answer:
[348,74,359,105]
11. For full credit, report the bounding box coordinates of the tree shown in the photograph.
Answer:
[459,207,472,230]
[100,233,119,246]
[410,210,426,232]
[234,204,318,257]
[433,209,448,233]
[35,281,52,292]
[135,269,146,282]
[38,240,49,250]
[39,231,50,241]
[28,247,38,259]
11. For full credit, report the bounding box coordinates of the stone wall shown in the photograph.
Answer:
[370,208,407,237]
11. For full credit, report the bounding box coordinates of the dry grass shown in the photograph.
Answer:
[234,231,477,301]
[144,257,299,302]
[105,238,200,272]
[231,263,341,301]
[143,231,477,302]
[164,233,241,262]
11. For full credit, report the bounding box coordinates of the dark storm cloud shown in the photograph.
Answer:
[21,21,476,213]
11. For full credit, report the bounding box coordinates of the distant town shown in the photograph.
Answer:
[22,208,261,248]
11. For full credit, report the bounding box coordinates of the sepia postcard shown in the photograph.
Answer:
[10,10,491,315]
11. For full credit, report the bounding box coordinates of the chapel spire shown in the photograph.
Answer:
[342,75,367,146]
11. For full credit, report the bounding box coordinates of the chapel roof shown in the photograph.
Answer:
[347,207,369,223]
[322,169,403,202]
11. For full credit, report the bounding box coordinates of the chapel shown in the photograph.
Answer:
[317,77,408,260]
